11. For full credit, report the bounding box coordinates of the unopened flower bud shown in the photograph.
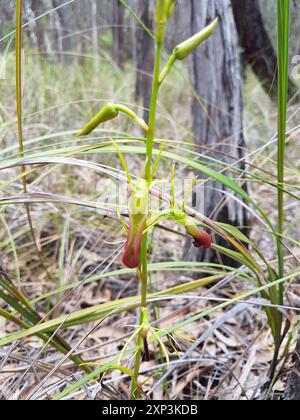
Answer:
[174,18,218,60]
[156,0,176,24]
[155,0,176,43]
[166,0,176,19]
[159,18,218,85]
[77,103,148,136]
[77,104,118,136]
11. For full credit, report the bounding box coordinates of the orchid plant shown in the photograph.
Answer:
[4,0,291,400]
[77,0,218,398]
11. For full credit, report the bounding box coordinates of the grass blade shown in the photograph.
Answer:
[276,0,290,301]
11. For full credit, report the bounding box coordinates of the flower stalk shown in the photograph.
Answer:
[130,13,166,401]
[128,3,217,397]
[77,103,149,136]
[75,0,217,398]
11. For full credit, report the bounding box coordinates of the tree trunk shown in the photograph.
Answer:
[231,0,297,99]
[285,332,300,400]
[188,0,248,265]
[112,0,125,69]
[29,0,47,52]
[134,1,154,122]
[165,0,190,52]
[52,0,72,61]
[91,0,99,72]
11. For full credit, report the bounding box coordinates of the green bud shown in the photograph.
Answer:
[76,104,118,136]
[174,17,218,60]
[166,0,176,19]
[156,0,166,24]
[155,0,176,43]
[77,103,149,136]
[156,0,174,24]
[159,17,218,85]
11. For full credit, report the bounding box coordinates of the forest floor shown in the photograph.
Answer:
[0,56,300,400]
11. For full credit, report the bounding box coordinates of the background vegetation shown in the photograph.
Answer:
[0,0,300,400]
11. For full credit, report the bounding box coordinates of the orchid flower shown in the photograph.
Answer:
[122,180,149,269]
[186,223,212,249]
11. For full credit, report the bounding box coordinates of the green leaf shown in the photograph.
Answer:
[0,274,224,347]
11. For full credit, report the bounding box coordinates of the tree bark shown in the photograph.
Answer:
[188,0,248,265]
[30,0,46,52]
[231,0,297,99]
[134,1,154,122]
[165,0,190,52]
[112,0,125,69]
[52,0,72,61]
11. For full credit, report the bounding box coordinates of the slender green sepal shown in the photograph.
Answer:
[113,140,133,186]
[149,144,165,184]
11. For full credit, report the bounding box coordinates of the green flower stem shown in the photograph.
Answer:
[130,318,144,398]
[159,53,176,85]
[145,41,164,182]
[131,303,148,399]
[131,20,165,400]
[140,235,149,309]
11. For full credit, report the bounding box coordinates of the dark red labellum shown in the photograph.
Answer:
[186,225,212,249]
[122,217,146,269]
[192,231,212,248]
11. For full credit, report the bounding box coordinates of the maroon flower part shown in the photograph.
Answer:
[122,216,147,269]
[192,231,212,248]
[186,225,212,249]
